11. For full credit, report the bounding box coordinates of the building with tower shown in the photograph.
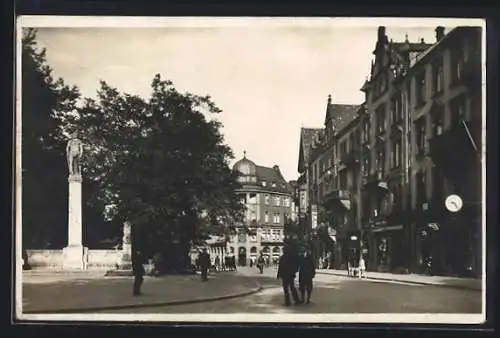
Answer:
[224,152,296,266]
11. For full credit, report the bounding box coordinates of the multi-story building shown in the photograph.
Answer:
[297,127,324,223]
[407,26,482,277]
[226,153,295,266]
[298,25,483,277]
[359,27,434,272]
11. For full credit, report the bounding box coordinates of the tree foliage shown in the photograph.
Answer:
[21,28,81,249]
[66,74,245,266]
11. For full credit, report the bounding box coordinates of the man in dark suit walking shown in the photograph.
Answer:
[299,247,316,304]
[132,250,145,296]
[198,248,211,282]
[277,247,301,306]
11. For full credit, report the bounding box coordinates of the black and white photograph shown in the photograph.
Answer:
[14,16,486,324]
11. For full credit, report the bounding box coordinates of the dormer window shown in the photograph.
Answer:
[261,181,267,187]
[271,182,276,188]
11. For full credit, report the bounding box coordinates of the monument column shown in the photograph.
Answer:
[63,173,87,269]
[63,133,87,270]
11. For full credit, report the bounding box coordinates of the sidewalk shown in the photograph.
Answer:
[317,269,482,291]
[22,272,261,313]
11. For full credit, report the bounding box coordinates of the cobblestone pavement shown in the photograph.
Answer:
[99,267,482,314]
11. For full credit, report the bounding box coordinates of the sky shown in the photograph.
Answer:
[26,17,469,181]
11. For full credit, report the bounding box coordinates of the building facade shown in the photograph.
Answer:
[224,153,295,266]
[297,25,483,277]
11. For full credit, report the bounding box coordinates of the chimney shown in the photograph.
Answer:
[273,165,280,172]
[435,26,445,42]
[377,26,386,39]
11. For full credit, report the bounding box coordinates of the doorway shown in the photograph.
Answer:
[238,247,247,266]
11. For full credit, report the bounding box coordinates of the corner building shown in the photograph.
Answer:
[229,153,295,266]
[359,26,482,276]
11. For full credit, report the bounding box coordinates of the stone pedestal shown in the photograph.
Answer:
[119,221,132,270]
[105,221,133,276]
[63,174,87,270]
[63,245,87,270]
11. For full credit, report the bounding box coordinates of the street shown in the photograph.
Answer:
[97,267,481,314]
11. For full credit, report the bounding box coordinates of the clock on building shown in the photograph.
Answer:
[445,194,463,213]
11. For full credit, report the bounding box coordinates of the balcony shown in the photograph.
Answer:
[362,170,388,193]
[323,189,351,212]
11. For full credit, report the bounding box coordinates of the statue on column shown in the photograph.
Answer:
[66,132,83,176]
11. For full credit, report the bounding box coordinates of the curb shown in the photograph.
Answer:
[317,272,481,292]
[23,285,263,314]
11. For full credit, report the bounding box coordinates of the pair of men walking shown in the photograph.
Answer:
[277,247,316,306]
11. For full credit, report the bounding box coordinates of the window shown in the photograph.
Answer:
[451,95,466,126]
[251,210,256,221]
[391,138,402,168]
[376,105,386,134]
[272,229,280,240]
[264,195,270,205]
[362,155,370,177]
[415,71,426,106]
[339,169,348,190]
[376,147,385,175]
[274,196,281,206]
[433,59,444,94]
[283,197,290,207]
[261,228,271,239]
[271,182,276,187]
[339,141,347,161]
[432,105,445,137]
[416,171,427,206]
[261,181,267,187]
[264,212,269,223]
[273,213,281,224]
[415,117,426,155]
[391,96,401,124]
[362,118,370,143]
[451,49,463,83]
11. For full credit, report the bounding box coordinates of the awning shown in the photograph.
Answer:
[340,200,351,210]
[329,235,337,242]
[378,181,388,190]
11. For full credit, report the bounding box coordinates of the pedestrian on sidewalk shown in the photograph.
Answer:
[132,250,145,296]
[298,248,316,304]
[277,247,301,306]
[198,248,211,282]
[359,256,366,278]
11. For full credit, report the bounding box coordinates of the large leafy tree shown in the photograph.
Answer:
[68,74,244,270]
[21,28,81,249]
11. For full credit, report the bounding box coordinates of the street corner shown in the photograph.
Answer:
[21,270,262,314]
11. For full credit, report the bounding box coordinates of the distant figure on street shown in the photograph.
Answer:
[256,255,265,274]
[277,247,301,306]
[198,248,211,282]
[214,256,220,272]
[132,250,145,296]
[359,256,366,278]
[298,248,316,304]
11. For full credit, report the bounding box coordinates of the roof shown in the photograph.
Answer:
[298,127,323,173]
[325,104,360,130]
[255,165,293,194]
